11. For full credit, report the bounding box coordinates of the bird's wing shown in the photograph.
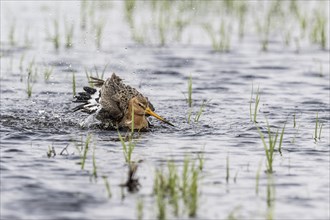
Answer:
[98,74,126,121]
[72,86,101,113]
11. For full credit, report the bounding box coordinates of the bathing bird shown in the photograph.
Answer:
[73,73,174,130]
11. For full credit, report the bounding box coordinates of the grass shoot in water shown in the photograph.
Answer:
[43,66,53,82]
[118,131,136,164]
[256,119,286,173]
[226,154,230,183]
[118,106,136,164]
[91,144,97,181]
[255,159,262,195]
[310,10,327,49]
[80,0,88,29]
[19,53,25,73]
[95,20,105,49]
[81,133,92,170]
[26,59,35,98]
[137,197,144,220]
[291,123,300,144]
[278,123,286,156]
[187,108,192,124]
[9,20,16,46]
[188,74,192,108]
[197,147,205,171]
[124,0,136,28]
[27,75,33,98]
[72,72,76,96]
[182,156,189,200]
[249,83,260,123]
[65,22,74,48]
[314,112,319,140]
[167,161,179,216]
[249,82,254,121]
[194,100,206,123]
[152,156,200,218]
[186,75,207,124]
[157,7,167,46]
[100,63,108,80]
[314,112,323,141]
[253,86,260,123]
[266,174,275,220]
[203,21,231,52]
[24,25,32,48]
[153,169,167,220]
[46,145,56,158]
[102,176,112,198]
[233,170,239,183]
[52,19,60,50]
[84,67,93,87]
[188,163,199,217]
[227,206,241,220]
[156,184,166,220]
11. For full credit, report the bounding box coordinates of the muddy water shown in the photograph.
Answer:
[1,1,329,220]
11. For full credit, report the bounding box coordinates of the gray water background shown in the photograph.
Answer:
[1,1,329,220]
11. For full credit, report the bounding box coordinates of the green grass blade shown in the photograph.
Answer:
[72,72,76,96]
[81,133,92,170]
[102,176,112,198]
[118,130,128,162]
[318,123,323,140]
[255,159,262,195]
[250,82,254,121]
[253,87,260,123]
[188,74,192,107]
[226,154,230,183]
[278,123,286,156]
[314,112,318,139]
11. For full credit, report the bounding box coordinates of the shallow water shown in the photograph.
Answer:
[1,1,330,220]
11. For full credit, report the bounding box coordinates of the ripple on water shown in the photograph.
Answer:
[250,65,290,70]
[152,70,182,76]
[3,148,25,153]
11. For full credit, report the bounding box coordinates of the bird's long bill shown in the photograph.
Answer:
[145,107,175,127]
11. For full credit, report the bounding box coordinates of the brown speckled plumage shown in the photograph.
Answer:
[74,73,158,129]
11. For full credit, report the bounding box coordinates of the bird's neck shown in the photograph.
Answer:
[125,105,148,130]
[125,114,148,130]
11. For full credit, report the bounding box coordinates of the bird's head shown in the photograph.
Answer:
[130,96,174,127]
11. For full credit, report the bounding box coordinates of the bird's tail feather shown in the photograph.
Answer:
[72,86,101,114]
[89,77,105,87]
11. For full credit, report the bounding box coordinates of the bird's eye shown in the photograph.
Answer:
[138,103,144,108]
